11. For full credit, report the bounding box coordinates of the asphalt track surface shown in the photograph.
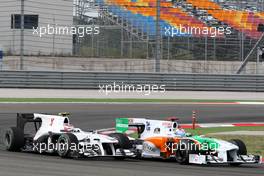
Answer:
[0,103,263,176]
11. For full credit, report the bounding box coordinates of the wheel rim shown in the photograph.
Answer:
[58,137,68,155]
[177,150,184,160]
[5,132,11,147]
[176,147,188,162]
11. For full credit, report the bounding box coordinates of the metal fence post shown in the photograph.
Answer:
[155,0,161,72]
[20,0,25,70]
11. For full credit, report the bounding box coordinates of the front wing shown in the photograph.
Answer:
[189,154,262,165]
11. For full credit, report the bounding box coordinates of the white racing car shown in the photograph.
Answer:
[3,113,134,159]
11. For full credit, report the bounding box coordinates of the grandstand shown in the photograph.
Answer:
[1,0,263,64]
[186,0,263,39]
[97,0,264,39]
[99,0,221,38]
[93,0,264,61]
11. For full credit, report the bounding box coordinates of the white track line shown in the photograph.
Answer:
[237,102,264,105]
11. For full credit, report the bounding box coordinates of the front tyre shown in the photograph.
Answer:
[175,140,198,165]
[3,127,24,152]
[228,139,247,166]
[57,133,78,158]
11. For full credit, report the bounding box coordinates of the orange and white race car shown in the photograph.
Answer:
[114,118,262,165]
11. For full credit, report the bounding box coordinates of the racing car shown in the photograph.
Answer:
[114,118,262,165]
[3,113,134,159]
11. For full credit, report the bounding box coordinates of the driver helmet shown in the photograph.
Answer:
[175,125,186,137]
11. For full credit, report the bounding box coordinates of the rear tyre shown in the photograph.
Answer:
[57,133,79,158]
[228,139,247,166]
[109,133,132,160]
[4,127,24,151]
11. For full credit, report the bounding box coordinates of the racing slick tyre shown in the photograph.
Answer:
[175,139,198,165]
[109,133,132,149]
[4,127,24,152]
[57,133,79,158]
[228,139,247,166]
[109,133,132,160]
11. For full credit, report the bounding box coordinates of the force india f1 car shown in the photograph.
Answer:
[115,118,262,165]
[3,113,134,159]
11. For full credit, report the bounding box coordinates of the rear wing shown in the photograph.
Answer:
[16,113,42,132]
[115,118,129,133]
[115,118,145,137]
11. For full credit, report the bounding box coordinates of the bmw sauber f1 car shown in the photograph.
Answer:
[3,113,134,159]
[115,118,262,165]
